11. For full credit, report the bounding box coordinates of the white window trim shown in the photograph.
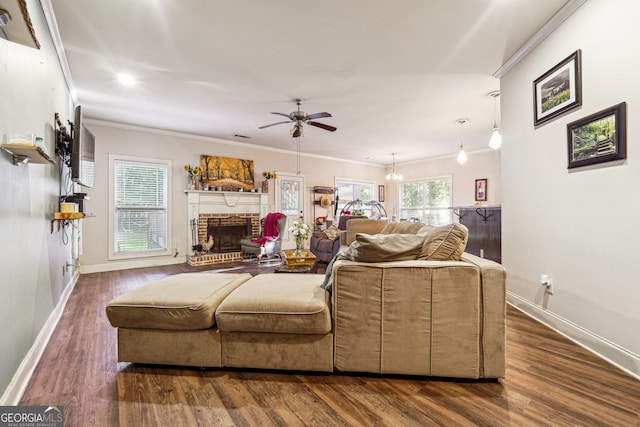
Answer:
[108,154,172,260]
[399,174,453,225]
[335,177,376,202]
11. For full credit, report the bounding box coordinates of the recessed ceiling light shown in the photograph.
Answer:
[117,73,136,86]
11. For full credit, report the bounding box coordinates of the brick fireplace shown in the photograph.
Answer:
[187,190,269,266]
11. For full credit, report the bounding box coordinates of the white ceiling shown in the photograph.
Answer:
[43,0,574,165]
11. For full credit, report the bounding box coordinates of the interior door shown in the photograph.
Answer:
[275,173,305,250]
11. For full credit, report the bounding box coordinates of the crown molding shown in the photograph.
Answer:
[493,0,587,79]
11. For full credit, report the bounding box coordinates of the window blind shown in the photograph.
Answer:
[114,159,168,254]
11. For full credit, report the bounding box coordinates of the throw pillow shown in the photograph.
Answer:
[380,221,426,235]
[418,223,468,261]
[342,233,426,263]
[323,225,341,240]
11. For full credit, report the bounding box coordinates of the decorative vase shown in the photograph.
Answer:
[188,176,195,190]
[262,180,269,193]
[295,237,302,256]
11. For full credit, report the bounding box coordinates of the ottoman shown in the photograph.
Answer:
[106,273,252,367]
[216,273,334,372]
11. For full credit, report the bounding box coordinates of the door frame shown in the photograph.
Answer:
[275,172,306,250]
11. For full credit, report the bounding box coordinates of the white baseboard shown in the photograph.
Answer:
[0,271,80,405]
[507,292,640,381]
[80,255,187,274]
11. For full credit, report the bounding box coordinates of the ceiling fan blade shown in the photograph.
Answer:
[271,112,294,119]
[307,121,337,132]
[292,126,302,138]
[259,121,291,129]
[306,112,332,120]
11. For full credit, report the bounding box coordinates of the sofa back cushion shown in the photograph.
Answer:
[345,219,388,245]
[343,233,426,263]
[418,223,468,261]
[380,221,427,235]
[337,215,368,230]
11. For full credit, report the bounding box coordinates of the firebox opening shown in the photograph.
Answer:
[206,217,252,253]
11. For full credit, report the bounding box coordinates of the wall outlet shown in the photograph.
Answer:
[172,242,177,250]
[540,274,553,294]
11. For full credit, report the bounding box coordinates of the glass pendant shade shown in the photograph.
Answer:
[489,125,502,150]
[488,91,501,150]
[457,147,468,164]
[456,119,468,165]
[386,154,403,181]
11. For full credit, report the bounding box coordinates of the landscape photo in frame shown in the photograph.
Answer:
[200,155,255,190]
[533,50,582,126]
[566,102,626,169]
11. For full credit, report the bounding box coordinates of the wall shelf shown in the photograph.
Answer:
[1,143,55,165]
[51,212,94,233]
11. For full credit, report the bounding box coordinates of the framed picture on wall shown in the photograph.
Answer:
[533,50,582,126]
[567,102,627,169]
[378,185,385,202]
[475,179,487,202]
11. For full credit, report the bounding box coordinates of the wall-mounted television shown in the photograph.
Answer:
[71,105,95,188]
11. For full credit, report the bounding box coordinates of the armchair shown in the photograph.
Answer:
[240,213,287,263]
[309,230,341,273]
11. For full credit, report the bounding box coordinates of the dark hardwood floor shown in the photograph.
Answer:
[19,262,640,426]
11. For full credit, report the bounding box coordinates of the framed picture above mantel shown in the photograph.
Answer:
[533,49,582,126]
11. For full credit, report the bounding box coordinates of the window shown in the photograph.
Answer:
[336,179,375,217]
[399,176,452,226]
[109,155,171,259]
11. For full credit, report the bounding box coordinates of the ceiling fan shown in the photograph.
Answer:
[259,99,337,138]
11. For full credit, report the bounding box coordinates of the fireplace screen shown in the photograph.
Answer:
[206,217,252,253]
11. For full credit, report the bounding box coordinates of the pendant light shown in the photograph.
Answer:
[488,91,502,150]
[296,136,301,175]
[456,119,468,165]
[386,153,403,181]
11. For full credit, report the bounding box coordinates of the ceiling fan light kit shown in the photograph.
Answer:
[259,99,337,137]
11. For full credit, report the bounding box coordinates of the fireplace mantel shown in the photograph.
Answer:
[186,190,268,216]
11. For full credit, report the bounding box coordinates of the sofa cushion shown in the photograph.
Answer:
[216,274,331,335]
[343,233,426,263]
[380,221,426,235]
[106,273,252,331]
[418,223,469,261]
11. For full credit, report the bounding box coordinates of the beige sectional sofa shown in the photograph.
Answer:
[106,220,506,379]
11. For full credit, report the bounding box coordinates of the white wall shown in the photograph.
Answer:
[0,1,75,399]
[386,149,502,215]
[501,0,640,376]
[78,121,386,271]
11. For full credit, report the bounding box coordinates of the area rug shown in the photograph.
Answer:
[201,258,281,276]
